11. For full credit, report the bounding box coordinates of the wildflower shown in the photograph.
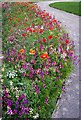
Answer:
[40,53,49,59]
[44,97,49,104]
[54,36,58,38]
[36,68,41,74]
[29,49,36,55]
[25,107,30,114]
[33,113,39,119]
[7,109,13,115]
[7,70,17,78]
[34,85,40,94]
[42,38,46,42]
[10,29,13,33]
[48,35,53,40]
[9,35,15,42]
[22,33,27,37]
[43,84,46,88]
[13,109,18,114]
[10,81,13,86]
[9,18,12,21]
[23,64,28,69]
[52,19,57,23]
[65,39,69,44]
[61,52,67,59]
[19,49,25,54]
[39,29,43,33]
[1,67,4,72]
[33,29,37,33]
[49,27,54,30]
[30,108,33,114]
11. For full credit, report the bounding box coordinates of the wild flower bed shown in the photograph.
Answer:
[1,2,77,119]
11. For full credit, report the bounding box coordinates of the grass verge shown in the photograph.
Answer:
[49,2,81,16]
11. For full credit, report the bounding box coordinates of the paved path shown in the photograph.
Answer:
[37,0,80,118]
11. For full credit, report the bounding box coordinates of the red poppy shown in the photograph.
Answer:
[39,29,43,33]
[40,53,49,59]
[42,38,46,42]
[52,19,57,23]
[65,39,69,44]
[32,24,34,27]
[48,35,53,40]
[49,27,54,30]
[9,18,12,21]
[26,27,30,31]
[22,34,27,37]
[33,29,37,33]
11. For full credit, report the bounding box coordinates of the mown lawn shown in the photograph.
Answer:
[49,2,81,16]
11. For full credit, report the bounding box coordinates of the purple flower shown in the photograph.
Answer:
[46,70,49,75]
[25,107,30,114]
[14,118,18,120]
[31,59,36,64]
[43,84,46,88]
[40,71,44,77]
[7,99,12,107]
[51,61,56,66]
[44,97,49,104]
[19,110,23,116]
[18,94,26,101]
[34,85,40,94]
[7,49,10,56]
[74,55,78,60]
[7,109,13,115]
[40,44,43,51]
[13,109,18,114]
[15,101,19,108]
[62,86,65,91]
[22,99,29,105]
[23,64,28,69]
[9,35,15,42]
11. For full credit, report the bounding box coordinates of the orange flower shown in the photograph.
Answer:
[10,29,13,33]
[54,36,58,38]
[29,49,36,55]
[19,49,25,54]
[40,53,49,59]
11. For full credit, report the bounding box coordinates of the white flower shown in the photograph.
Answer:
[61,52,67,59]
[6,88,9,92]
[35,26,38,28]
[10,81,13,86]
[7,70,18,78]
[1,67,4,72]
[1,79,4,83]
[67,45,70,51]
[33,113,39,119]
[19,69,25,73]
[30,108,33,114]
[40,25,44,29]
